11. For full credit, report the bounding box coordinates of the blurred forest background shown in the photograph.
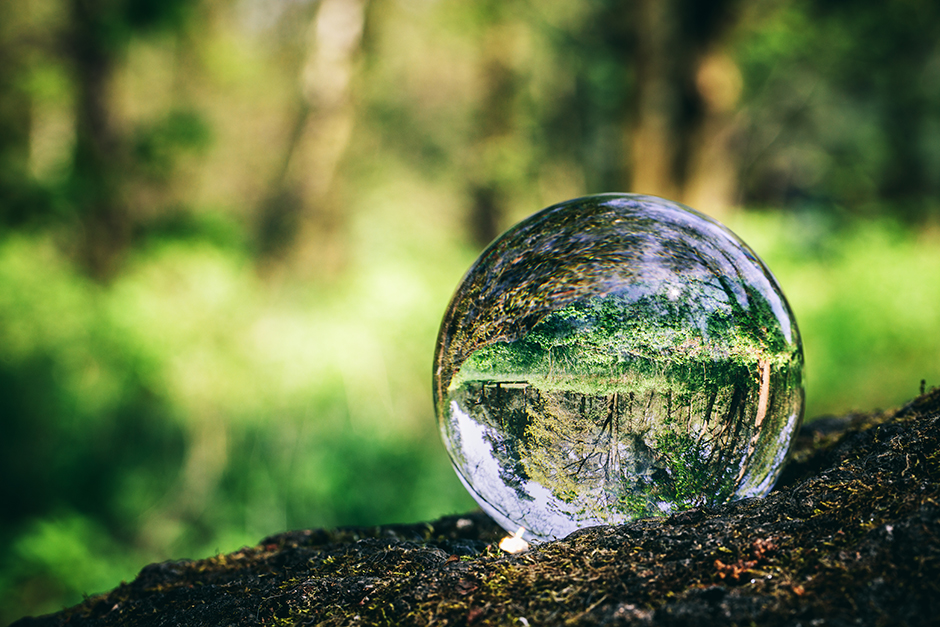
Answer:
[2,0,940,621]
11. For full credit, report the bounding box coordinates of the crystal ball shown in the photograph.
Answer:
[433,194,804,541]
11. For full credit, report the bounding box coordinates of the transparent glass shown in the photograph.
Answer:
[433,194,804,541]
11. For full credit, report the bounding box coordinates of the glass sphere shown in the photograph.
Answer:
[433,194,804,541]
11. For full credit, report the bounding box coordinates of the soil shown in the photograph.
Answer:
[11,389,940,627]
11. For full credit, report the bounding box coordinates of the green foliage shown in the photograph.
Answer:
[734,0,940,215]
[0,514,144,619]
[654,430,712,505]
[730,212,940,416]
[132,110,212,181]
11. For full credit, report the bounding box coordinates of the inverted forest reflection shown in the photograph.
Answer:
[450,371,801,541]
[437,195,803,540]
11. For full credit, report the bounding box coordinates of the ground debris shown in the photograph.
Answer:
[12,390,940,627]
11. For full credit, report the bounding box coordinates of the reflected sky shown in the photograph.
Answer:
[448,399,612,541]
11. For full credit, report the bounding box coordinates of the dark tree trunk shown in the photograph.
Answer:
[466,9,521,249]
[69,0,129,280]
[630,0,743,218]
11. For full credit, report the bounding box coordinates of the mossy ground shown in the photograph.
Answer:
[13,389,940,627]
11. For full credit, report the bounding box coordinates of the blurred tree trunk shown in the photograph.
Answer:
[467,23,520,248]
[880,67,929,212]
[257,0,368,277]
[630,0,742,219]
[0,2,33,224]
[682,50,744,217]
[68,0,129,280]
[631,0,684,202]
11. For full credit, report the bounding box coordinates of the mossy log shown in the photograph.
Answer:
[13,390,940,627]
